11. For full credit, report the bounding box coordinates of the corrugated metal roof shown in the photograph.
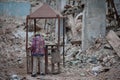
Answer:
[29,3,63,18]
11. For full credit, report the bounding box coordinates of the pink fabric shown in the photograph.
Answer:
[31,35,45,55]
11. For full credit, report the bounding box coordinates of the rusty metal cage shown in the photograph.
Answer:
[26,3,65,74]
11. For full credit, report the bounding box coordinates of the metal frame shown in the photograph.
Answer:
[26,4,65,74]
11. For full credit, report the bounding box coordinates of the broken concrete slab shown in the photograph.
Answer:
[106,30,120,57]
[82,0,106,51]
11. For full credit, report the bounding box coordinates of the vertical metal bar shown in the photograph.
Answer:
[58,15,60,72]
[63,18,65,67]
[58,16,60,51]
[34,19,36,35]
[45,45,48,74]
[26,16,29,74]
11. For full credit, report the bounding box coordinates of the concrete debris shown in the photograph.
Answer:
[10,75,20,80]
[65,37,119,75]
[96,62,120,80]
[91,65,103,76]
[91,66,110,76]
[106,30,120,57]
[65,45,81,61]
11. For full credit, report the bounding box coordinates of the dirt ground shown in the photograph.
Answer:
[19,62,120,80]
[21,66,96,80]
[15,56,120,80]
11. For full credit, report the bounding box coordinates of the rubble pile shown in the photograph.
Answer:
[64,37,120,76]
[96,62,120,80]
[0,17,26,79]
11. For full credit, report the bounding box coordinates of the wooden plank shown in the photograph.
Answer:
[106,30,120,57]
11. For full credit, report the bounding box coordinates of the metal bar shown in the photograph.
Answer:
[58,15,60,51]
[28,17,60,19]
[34,19,36,35]
[26,15,29,73]
[45,45,48,74]
[57,15,60,72]
[63,18,65,67]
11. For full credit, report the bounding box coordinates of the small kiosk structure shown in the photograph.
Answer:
[26,3,65,74]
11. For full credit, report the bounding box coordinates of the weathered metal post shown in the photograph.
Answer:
[26,15,29,73]
[34,19,36,35]
[45,45,48,74]
[63,17,65,67]
[57,15,60,73]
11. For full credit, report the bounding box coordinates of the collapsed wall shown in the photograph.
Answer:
[82,0,106,50]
